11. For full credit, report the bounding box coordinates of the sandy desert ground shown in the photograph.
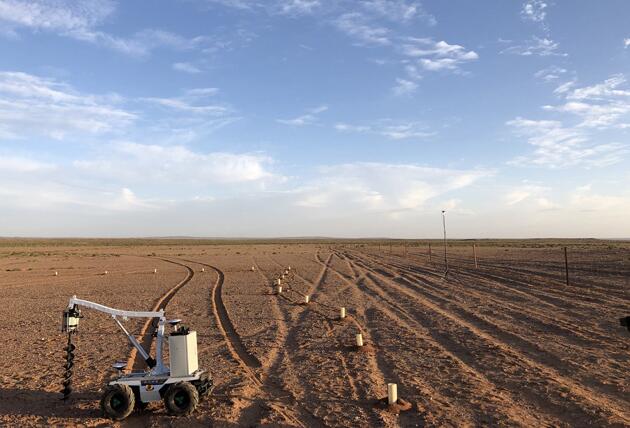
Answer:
[0,239,628,427]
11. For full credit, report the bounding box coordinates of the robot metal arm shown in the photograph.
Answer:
[62,295,168,373]
[66,295,165,320]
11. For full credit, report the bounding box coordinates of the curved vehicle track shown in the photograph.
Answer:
[127,257,195,370]
[184,258,322,427]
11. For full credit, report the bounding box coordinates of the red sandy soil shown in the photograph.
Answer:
[0,241,628,427]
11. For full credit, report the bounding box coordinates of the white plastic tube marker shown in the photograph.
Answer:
[356,333,364,347]
[387,383,398,405]
[340,307,346,319]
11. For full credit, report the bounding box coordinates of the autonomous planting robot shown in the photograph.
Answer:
[61,296,212,420]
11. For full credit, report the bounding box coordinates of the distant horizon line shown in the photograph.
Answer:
[0,236,628,241]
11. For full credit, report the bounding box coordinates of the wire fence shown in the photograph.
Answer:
[331,241,630,291]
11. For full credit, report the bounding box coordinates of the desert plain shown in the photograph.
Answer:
[0,239,628,427]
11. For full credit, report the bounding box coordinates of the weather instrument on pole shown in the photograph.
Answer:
[60,296,212,420]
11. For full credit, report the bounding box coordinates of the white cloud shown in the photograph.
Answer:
[534,66,567,82]
[295,162,489,212]
[401,38,479,74]
[172,62,202,73]
[75,142,276,185]
[0,141,279,218]
[334,123,371,133]
[203,0,256,9]
[509,75,630,168]
[276,105,328,126]
[566,74,630,101]
[334,12,391,46]
[504,184,555,210]
[335,119,434,140]
[69,28,216,57]
[392,78,418,96]
[0,71,135,140]
[185,87,219,97]
[0,154,55,172]
[142,97,229,115]
[553,80,576,95]
[501,36,566,57]
[624,38,630,49]
[570,185,630,212]
[109,187,157,211]
[0,0,115,32]
[362,0,435,25]
[545,75,630,129]
[276,0,321,15]
[521,0,547,24]
[0,1,219,56]
[507,118,627,168]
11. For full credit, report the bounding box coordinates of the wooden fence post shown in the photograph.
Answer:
[564,246,569,286]
[473,244,478,269]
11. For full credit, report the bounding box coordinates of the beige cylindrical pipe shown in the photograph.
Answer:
[356,333,364,347]
[277,285,283,294]
[340,307,346,319]
[54,271,58,276]
[154,268,157,274]
[276,278,281,286]
[304,295,310,304]
[104,270,108,275]
[281,274,285,280]
[288,266,291,271]
[387,383,398,405]
[201,267,205,272]
[284,269,289,275]
[251,266,255,271]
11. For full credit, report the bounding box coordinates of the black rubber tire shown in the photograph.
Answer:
[192,372,212,399]
[100,384,135,420]
[163,382,199,416]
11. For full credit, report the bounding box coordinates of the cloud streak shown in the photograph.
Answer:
[277,105,328,126]
[0,71,135,140]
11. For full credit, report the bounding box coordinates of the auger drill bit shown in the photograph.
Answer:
[61,332,75,401]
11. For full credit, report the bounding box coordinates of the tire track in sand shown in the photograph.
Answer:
[343,250,630,426]
[264,253,381,425]
[351,250,630,406]
[185,258,321,428]
[330,251,538,427]
[127,257,195,371]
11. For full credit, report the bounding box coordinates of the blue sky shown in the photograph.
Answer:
[0,0,629,238]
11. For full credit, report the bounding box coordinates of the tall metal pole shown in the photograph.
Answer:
[442,210,448,277]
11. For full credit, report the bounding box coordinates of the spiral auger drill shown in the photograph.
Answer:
[59,296,212,420]
[61,333,75,400]
[61,305,81,400]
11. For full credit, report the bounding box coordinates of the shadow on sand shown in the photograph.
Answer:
[0,388,100,419]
